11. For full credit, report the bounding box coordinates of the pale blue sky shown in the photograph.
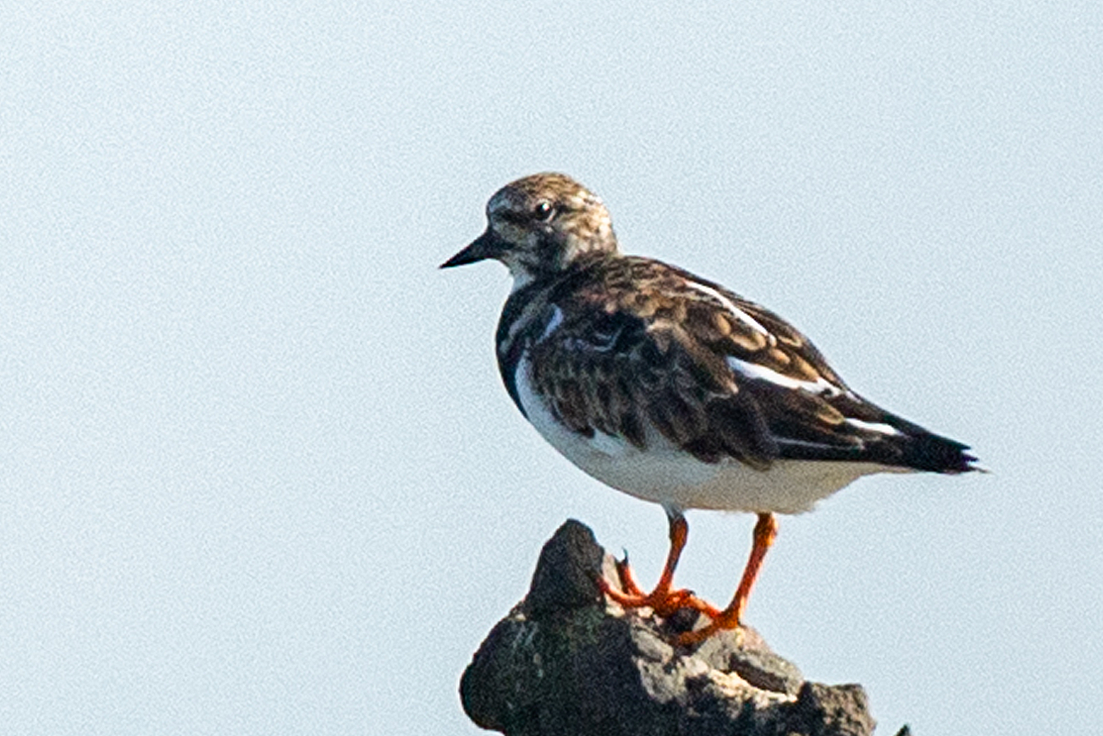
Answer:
[2,2,1100,734]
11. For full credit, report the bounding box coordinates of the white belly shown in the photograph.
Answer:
[514,357,902,514]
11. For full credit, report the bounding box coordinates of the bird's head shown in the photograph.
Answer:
[441,173,618,287]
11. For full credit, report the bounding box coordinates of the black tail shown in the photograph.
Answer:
[773,400,983,473]
[880,411,981,474]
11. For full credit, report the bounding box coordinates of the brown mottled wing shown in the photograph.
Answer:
[528,259,976,472]
[658,266,976,471]
[526,279,782,470]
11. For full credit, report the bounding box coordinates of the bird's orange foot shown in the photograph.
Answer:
[673,512,778,646]
[599,555,720,620]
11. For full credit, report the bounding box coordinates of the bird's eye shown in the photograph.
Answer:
[533,201,554,221]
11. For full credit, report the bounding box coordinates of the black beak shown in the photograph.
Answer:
[440,230,503,269]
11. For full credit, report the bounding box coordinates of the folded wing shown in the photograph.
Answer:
[527,260,977,474]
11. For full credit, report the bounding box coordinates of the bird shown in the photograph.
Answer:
[441,172,981,644]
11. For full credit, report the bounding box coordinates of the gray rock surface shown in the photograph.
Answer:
[460,519,883,736]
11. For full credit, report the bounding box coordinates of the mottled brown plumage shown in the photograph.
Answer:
[443,172,980,644]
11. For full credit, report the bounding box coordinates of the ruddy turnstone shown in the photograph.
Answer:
[442,172,980,644]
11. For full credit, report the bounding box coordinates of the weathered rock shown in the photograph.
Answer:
[460,519,881,736]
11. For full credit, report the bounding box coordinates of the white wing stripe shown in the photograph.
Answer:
[844,418,902,436]
[727,356,841,397]
[684,282,770,336]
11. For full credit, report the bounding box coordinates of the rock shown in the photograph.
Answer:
[460,519,880,736]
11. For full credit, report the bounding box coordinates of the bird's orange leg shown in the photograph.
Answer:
[676,512,778,645]
[600,511,719,618]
